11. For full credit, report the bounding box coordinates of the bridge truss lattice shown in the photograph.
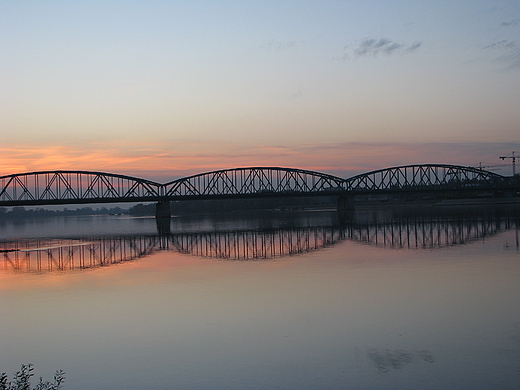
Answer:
[162,167,345,199]
[0,171,161,206]
[345,164,503,192]
[0,165,513,207]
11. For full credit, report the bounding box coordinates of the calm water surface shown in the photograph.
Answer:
[1,207,519,390]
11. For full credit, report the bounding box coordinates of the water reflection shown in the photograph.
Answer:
[0,228,343,272]
[345,203,520,249]
[169,227,341,260]
[2,207,519,273]
[346,216,511,249]
[1,236,161,272]
[1,207,520,390]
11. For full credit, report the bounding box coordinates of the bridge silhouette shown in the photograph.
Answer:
[1,165,518,218]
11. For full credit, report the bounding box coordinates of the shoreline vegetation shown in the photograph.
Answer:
[1,196,519,220]
[0,196,337,219]
[0,206,128,219]
[1,364,64,390]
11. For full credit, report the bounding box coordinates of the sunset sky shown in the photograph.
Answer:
[1,0,519,181]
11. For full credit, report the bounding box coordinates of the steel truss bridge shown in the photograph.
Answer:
[2,216,516,273]
[0,164,518,209]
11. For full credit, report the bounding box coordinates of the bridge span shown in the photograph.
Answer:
[0,165,517,214]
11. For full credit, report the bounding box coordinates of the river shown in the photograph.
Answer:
[1,205,519,389]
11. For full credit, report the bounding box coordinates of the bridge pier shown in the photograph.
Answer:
[337,195,355,224]
[337,195,354,212]
[155,201,171,235]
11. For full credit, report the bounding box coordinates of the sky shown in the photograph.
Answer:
[1,0,519,181]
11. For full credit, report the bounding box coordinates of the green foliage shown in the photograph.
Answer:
[0,365,64,390]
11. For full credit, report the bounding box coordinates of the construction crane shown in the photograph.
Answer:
[499,151,517,176]
[475,162,507,171]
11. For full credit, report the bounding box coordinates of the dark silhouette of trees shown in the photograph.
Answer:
[0,364,64,390]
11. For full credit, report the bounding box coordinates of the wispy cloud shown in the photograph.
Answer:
[404,41,422,53]
[338,38,421,60]
[501,19,520,27]
[355,38,403,56]
[258,39,298,51]
[483,39,520,68]
[483,40,517,50]
[499,49,520,68]
[2,141,518,181]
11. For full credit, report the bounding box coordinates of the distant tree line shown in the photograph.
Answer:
[0,196,337,219]
[0,206,128,219]
[128,196,336,216]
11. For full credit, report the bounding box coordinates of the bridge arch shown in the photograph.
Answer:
[0,165,510,208]
[162,167,346,198]
[344,164,503,192]
[0,170,162,206]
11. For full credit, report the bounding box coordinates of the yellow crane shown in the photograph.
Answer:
[499,151,517,176]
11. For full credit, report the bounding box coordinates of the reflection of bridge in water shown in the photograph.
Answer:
[1,236,161,272]
[2,214,518,273]
[346,216,513,249]
[0,227,342,272]
[168,228,341,260]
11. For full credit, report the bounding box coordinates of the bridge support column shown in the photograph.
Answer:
[155,201,171,235]
[337,196,354,212]
[337,195,355,224]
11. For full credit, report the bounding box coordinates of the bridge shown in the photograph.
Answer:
[0,165,518,217]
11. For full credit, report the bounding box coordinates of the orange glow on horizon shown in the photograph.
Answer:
[1,140,517,181]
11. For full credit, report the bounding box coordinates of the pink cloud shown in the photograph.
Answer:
[1,140,518,181]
